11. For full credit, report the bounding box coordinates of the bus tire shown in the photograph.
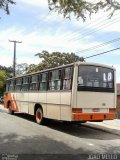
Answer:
[8,102,14,115]
[35,107,43,125]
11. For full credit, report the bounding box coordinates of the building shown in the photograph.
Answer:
[116,83,120,119]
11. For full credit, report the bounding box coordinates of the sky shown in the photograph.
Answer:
[0,0,120,82]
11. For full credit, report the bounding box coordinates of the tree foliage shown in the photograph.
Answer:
[0,0,15,15]
[28,50,85,73]
[0,66,10,96]
[1,0,119,20]
[15,63,37,76]
[16,63,29,76]
[0,0,119,20]
[0,70,8,96]
[48,0,120,21]
[0,65,13,77]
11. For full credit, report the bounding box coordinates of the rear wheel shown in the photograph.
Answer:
[35,107,43,125]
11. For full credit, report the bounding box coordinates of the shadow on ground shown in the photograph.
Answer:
[13,113,120,141]
[0,132,119,157]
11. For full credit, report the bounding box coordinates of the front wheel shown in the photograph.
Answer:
[8,106,14,115]
[8,103,14,115]
[35,107,44,125]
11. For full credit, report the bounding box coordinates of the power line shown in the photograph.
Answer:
[85,47,120,59]
[68,17,120,42]
[75,37,120,54]
[58,11,118,41]
[39,10,120,44]
[60,17,110,40]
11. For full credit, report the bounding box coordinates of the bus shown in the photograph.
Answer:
[4,62,116,125]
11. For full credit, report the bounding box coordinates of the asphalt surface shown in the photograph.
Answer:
[0,104,120,160]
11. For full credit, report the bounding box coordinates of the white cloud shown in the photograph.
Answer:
[0,55,13,67]
[20,0,48,7]
[66,10,120,43]
[17,56,40,65]
[0,17,119,68]
[0,26,87,67]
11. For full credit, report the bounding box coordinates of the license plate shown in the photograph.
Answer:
[93,108,100,112]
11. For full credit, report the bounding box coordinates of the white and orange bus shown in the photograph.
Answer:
[4,62,116,124]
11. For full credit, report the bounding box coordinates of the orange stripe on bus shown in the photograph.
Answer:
[13,94,19,112]
[4,92,19,112]
[72,113,115,121]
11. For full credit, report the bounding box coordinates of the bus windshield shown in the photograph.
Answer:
[78,65,114,92]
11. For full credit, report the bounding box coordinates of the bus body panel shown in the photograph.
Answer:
[60,91,72,121]
[46,104,61,120]
[28,102,35,115]
[46,92,61,119]
[37,92,47,116]
[60,92,71,105]
[4,91,72,121]
[17,92,29,113]
[4,92,19,112]
[46,91,72,120]
[76,92,115,110]
[60,105,71,121]
[71,91,116,121]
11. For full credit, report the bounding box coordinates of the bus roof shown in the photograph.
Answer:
[77,61,116,70]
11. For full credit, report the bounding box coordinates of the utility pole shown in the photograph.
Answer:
[9,40,22,77]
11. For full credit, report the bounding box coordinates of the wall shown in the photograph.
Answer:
[116,84,120,119]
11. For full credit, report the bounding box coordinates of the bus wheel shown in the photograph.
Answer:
[8,103,14,115]
[35,107,43,125]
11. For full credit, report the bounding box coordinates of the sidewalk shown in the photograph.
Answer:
[0,104,8,113]
[84,119,120,136]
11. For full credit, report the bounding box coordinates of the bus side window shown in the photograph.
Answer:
[48,70,61,91]
[21,76,30,91]
[9,80,15,91]
[6,80,11,91]
[62,67,73,90]
[40,73,48,91]
[15,78,22,91]
[30,74,39,91]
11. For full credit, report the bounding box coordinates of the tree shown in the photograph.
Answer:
[48,0,120,21]
[0,70,8,96]
[16,63,29,76]
[1,0,119,20]
[0,65,13,78]
[15,63,37,75]
[27,64,37,73]
[28,50,85,73]
[0,0,15,15]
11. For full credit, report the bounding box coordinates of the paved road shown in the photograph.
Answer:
[0,105,120,159]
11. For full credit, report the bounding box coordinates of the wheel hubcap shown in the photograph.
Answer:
[36,111,41,120]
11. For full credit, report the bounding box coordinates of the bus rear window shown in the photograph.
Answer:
[78,65,114,92]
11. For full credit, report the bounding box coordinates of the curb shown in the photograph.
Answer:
[83,123,120,136]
